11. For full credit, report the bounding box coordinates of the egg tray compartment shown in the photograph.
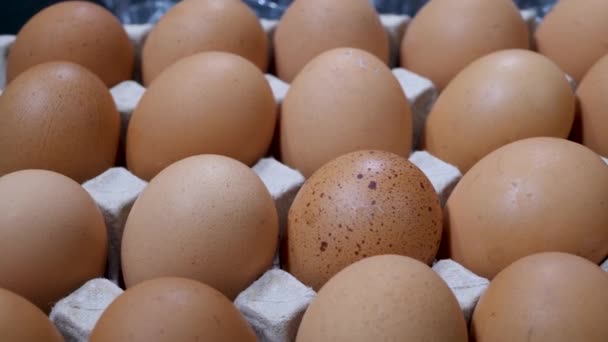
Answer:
[0,9,606,342]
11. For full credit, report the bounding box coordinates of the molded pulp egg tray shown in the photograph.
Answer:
[0,9,606,342]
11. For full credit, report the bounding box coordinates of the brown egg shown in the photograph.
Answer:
[576,54,608,157]
[280,48,412,178]
[122,155,278,300]
[297,255,468,341]
[127,52,276,181]
[282,150,442,290]
[7,1,134,87]
[535,0,608,83]
[471,252,608,342]
[401,0,529,90]
[0,62,121,183]
[423,49,575,173]
[0,170,107,312]
[443,137,608,279]
[142,0,267,86]
[274,0,389,82]
[90,277,256,342]
[0,288,63,341]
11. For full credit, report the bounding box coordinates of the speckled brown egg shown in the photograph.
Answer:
[0,170,107,312]
[127,52,276,181]
[142,0,268,86]
[274,0,389,82]
[0,288,63,342]
[282,150,442,290]
[7,1,134,87]
[576,54,608,157]
[90,277,256,342]
[0,62,121,183]
[443,137,608,279]
[401,0,529,90]
[121,155,278,300]
[296,255,468,342]
[422,49,575,173]
[280,48,412,178]
[535,0,608,83]
[471,252,608,342]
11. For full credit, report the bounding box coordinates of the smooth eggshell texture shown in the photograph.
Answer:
[121,155,278,300]
[471,252,608,342]
[0,170,107,312]
[282,150,442,290]
[576,54,608,157]
[0,62,121,183]
[423,49,575,173]
[142,0,268,86]
[90,277,256,342]
[274,0,390,82]
[0,288,63,342]
[280,48,412,178]
[535,0,608,83]
[127,52,276,181]
[7,1,134,87]
[401,0,529,90]
[443,137,608,279]
[296,255,468,342]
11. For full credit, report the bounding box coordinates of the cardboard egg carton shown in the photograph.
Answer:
[2,9,606,342]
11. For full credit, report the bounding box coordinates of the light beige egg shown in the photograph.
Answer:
[575,54,608,157]
[0,170,107,312]
[7,1,134,87]
[443,137,608,279]
[0,288,63,341]
[535,0,608,83]
[280,48,412,178]
[142,0,268,85]
[471,252,608,342]
[122,155,278,300]
[127,52,276,181]
[423,49,575,173]
[401,0,529,90]
[274,0,389,82]
[0,62,121,183]
[296,255,468,342]
[90,277,256,342]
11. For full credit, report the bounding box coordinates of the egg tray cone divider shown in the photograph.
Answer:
[3,8,606,342]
